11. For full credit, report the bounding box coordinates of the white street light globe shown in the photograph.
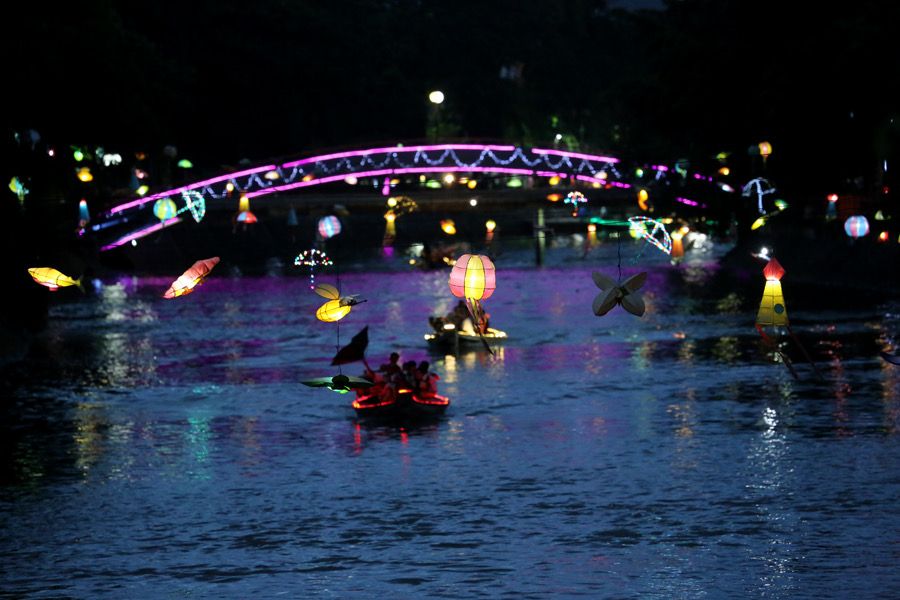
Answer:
[428,90,445,104]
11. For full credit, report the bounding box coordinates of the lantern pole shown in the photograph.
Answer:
[534,207,546,266]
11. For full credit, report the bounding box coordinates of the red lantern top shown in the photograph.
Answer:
[763,258,785,281]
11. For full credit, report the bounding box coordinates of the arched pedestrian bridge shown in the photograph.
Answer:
[92,142,723,251]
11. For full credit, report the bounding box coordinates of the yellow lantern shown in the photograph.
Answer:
[316,300,352,323]
[756,258,787,327]
[76,167,93,182]
[441,219,457,235]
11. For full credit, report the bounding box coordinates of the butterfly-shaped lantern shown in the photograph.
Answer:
[591,271,647,317]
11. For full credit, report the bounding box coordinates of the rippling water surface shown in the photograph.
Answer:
[2,242,900,598]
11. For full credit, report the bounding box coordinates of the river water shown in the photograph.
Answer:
[2,239,900,598]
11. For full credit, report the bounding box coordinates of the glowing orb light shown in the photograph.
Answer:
[318,215,342,239]
[449,254,496,301]
[153,198,178,221]
[844,215,870,238]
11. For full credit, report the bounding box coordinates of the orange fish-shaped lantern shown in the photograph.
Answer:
[314,283,365,323]
[28,267,83,292]
[163,257,220,298]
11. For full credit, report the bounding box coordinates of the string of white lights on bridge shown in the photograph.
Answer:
[95,143,725,251]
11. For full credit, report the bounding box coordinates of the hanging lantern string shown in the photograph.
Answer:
[618,232,624,281]
[335,249,343,375]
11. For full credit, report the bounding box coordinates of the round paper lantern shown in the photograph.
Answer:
[844,215,869,238]
[316,300,351,323]
[153,198,178,221]
[449,254,495,301]
[318,215,341,239]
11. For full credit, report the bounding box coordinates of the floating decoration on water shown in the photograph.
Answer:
[301,374,374,394]
[153,198,178,221]
[332,326,369,366]
[591,271,647,317]
[565,191,587,217]
[742,178,776,214]
[314,283,365,323]
[177,159,193,169]
[628,216,672,255]
[76,167,93,182]
[844,215,869,238]
[9,177,29,204]
[294,248,333,289]
[440,219,457,235]
[754,258,822,379]
[386,196,418,216]
[28,267,83,292]
[637,188,650,212]
[317,215,341,240]
[78,199,90,228]
[448,254,496,354]
[826,193,839,221]
[181,191,206,223]
[670,226,688,261]
[163,257,220,299]
[236,210,257,224]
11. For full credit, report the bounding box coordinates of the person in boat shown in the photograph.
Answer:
[471,302,491,334]
[401,360,419,390]
[417,361,439,396]
[378,352,402,379]
[430,300,470,333]
[449,300,468,329]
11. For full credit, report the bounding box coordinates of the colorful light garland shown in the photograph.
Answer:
[294,249,334,289]
[564,191,587,216]
[627,216,672,255]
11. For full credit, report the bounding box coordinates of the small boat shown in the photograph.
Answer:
[424,324,508,352]
[351,387,450,422]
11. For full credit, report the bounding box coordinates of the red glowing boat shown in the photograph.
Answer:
[351,387,450,421]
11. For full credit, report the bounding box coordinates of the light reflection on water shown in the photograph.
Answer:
[1,244,900,597]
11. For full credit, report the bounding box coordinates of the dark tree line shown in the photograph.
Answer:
[6,0,899,197]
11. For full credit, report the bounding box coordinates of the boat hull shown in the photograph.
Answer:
[424,327,507,351]
[352,389,450,422]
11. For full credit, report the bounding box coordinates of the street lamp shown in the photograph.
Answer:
[427,90,445,141]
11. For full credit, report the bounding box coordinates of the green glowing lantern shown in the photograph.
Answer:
[153,198,178,221]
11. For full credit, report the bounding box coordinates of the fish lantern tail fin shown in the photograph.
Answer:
[75,276,85,293]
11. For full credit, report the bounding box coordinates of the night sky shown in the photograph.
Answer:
[5,1,898,197]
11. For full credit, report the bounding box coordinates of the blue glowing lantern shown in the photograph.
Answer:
[318,215,342,239]
[153,198,178,221]
[844,215,869,238]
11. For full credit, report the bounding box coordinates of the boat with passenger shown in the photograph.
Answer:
[350,358,450,422]
[352,387,450,421]
[424,323,508,351]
